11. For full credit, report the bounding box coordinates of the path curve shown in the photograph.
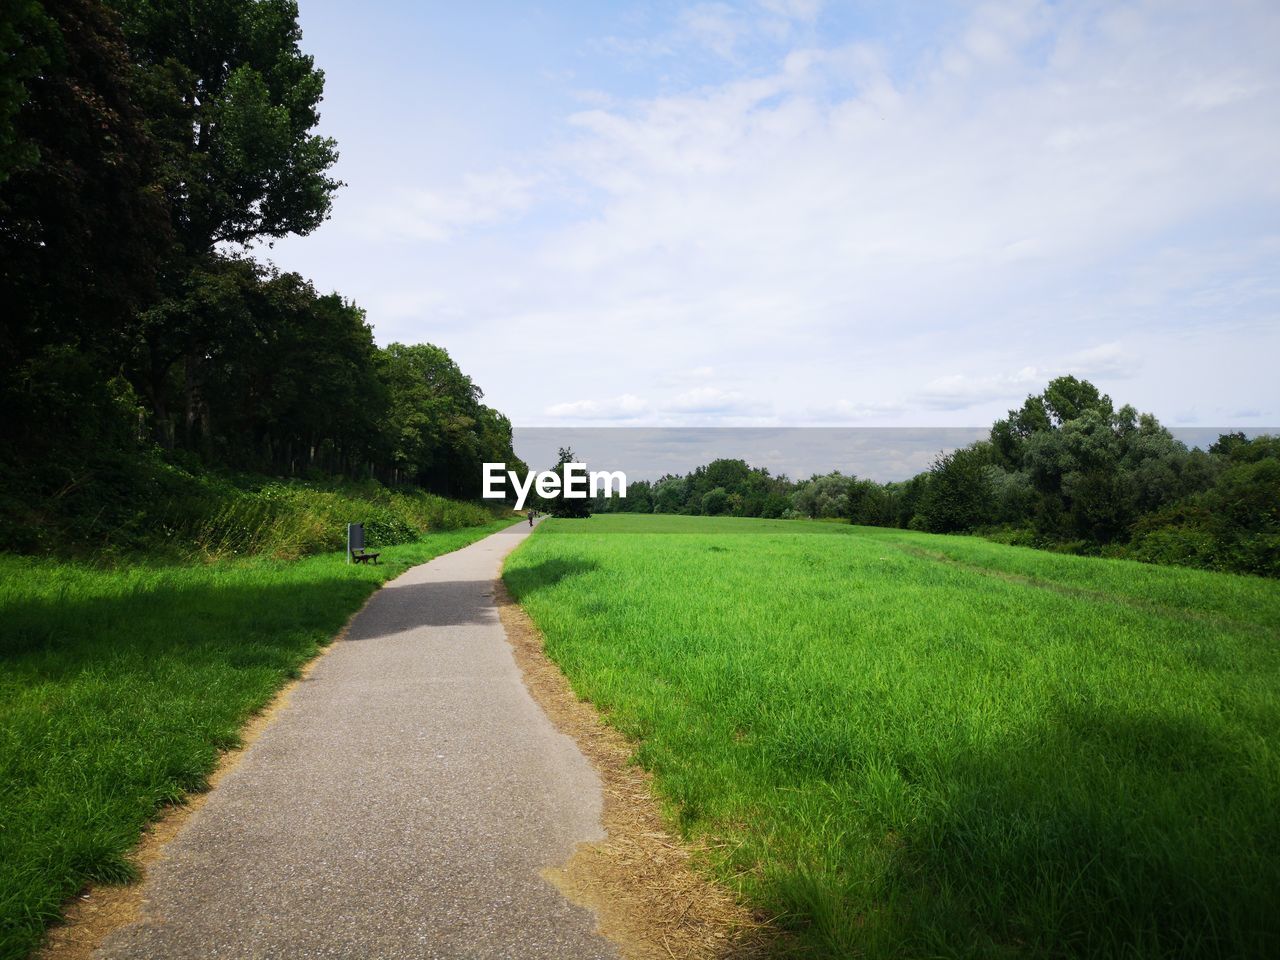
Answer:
[98,521,619,960]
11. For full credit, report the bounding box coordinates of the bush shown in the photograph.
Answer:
[0,449,505,564]
[792,473,850,519]
[1127,457,1280,577]
[918,446,995,532]
[701,487,729,515]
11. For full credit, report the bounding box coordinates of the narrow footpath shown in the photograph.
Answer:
[98,520,619,960]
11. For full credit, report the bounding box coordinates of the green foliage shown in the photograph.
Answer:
[506,514,1280,958]
[0,0,167,382]
[1,0,509,507]
[792,472,850,519]
[106,0,339,252]
[122,256,387,464]
[833,377,1276,577]
[760,491,791,518]
[596,477,654,514]
[700,486,729,515]
[0,0,51,178]
[377,342,520,496]
[846,477,893,526]
[984,463,1034,523]
[917,444,996,532]
[0,444,505,563]
[582,381,1273,578]
[985,381,1213,545]
[1,0,512,513]
[619,459,794,519]
[1128,447,1280,577]
[652,476,687,514]
[1042,373,1112,424]
[538,447,592,519]
[88,0,344,453]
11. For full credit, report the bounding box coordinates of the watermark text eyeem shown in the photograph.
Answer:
[482,463,627,510]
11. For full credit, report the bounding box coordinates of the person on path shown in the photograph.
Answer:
[528,508,535,526]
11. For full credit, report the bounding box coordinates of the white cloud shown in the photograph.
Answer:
[1062,342,1137,380]
[272,1,1280,429]
[538,385,775,425]
[358,170,537,242]
[679,3,744,60]
[600,0,824,64]
[668,386,754,414]
[909,344,1140,412]
[544,394,650,421]
[804,399,907,424]
[915,367,1042,411]
[756,0,823,23]
[551,19,1277,285]
[521,2,1277,423]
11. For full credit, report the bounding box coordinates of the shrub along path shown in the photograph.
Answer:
[78,521,615,959]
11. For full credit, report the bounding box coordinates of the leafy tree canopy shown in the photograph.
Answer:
[1,0,168,377]
[107,0,340,252]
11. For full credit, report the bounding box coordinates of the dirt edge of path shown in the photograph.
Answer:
[34,605,366,960]
[495,578,777,960]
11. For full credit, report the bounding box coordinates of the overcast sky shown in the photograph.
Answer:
[267,0,1279,431]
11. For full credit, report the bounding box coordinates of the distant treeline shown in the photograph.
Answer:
[594,377,1279,578]
[1,0,520,545]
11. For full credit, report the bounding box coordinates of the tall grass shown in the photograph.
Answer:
[0,451,504,563]
[171,479,502,561]
[0,518,518,960]
[505,514,1280,959]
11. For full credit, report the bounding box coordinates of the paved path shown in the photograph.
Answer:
[100,521,619,960]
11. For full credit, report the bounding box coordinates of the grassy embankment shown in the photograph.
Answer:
[0,485,518,960]
[504,513,1280,959]
[0,452,504,563]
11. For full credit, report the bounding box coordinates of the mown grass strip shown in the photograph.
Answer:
[505,514,1280,959]
[0,518,517,960]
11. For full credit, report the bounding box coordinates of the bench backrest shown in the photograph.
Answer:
[347,522,365,563]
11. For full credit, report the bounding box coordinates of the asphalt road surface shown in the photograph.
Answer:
[99,520,619,960]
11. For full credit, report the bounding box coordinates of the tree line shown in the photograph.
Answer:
[591,377,1278,577]
[1,0,518,508]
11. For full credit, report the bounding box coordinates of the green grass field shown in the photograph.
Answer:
[504,514,1280,959]
[0,518,517,960]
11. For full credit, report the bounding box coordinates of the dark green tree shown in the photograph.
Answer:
[623,479,654,513]
[918,444,996,533]
[379,343,481,489]
[195,267,385,471]
[792,472,850,519]
[540,447,592,518]
[847,477,893,526]
[653,476,687,514]
[107,0,340,253]
[701,487,729,515]
[104,0,342,444]
[377,342,518,496]
[0,0,51,179]
[1,0,168,388]
[1130,438,1279,577]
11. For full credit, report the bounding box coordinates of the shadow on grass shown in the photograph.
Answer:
[1,574,375,668]
[0,523,517,958]
[761,700,1278,959]
[502,557,601,601]
[0,571,381,959]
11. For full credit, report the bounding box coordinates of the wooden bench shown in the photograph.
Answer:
[351,548,381,565]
